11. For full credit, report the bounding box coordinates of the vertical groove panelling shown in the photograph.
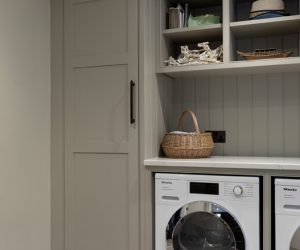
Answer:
[252,37,267,49]
[166,79,173,132]
[253,74,268,156]
[152,76,157,156]
[155,80,160,156]
[161,77,167,136]
[158,77,164,151]
[285,0,298,15]
[161,77,169,138]
[195,77,210,131]
[172,79,183,131]
[155,75,173,155]
[251,38,268,155]
[283,72,300,156]
[159,76,165,134]
[181,78,196,132]
[208,76,224,155]
[149,77,154,156]
[268,73,284,156]
[224,76,238,156]
[236,39,252,61]
[267,35,282,53]
[283,34,299,57]
[151,0,160,157]
[170,71,300,157]
[237,75,253,156]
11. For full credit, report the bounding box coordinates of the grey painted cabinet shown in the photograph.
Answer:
[64,0,139,249]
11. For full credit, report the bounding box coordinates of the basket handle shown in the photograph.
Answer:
[177,110,200,133]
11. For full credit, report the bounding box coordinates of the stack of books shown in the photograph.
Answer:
[169,3,189,29]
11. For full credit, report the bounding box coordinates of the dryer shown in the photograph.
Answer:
[275,178,300,250]
[155,173,261,250]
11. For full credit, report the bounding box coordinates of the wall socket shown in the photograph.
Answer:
[205,130,226,143]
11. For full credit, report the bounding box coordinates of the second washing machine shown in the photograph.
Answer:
[275,178,300,250]
[155,173,261,250]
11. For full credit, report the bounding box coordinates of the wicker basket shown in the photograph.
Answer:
[162,110,214,158]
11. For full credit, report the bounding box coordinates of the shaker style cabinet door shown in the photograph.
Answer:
[64,0,139,249]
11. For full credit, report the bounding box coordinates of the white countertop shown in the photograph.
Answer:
[144,156,300,170]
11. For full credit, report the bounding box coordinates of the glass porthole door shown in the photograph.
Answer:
[290,227,300,250]
[166,201,245,250]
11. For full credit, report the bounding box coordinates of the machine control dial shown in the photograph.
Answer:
[233,185,243,197]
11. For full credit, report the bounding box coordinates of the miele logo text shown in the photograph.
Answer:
[283,188,298,192]
[162,181,172,184]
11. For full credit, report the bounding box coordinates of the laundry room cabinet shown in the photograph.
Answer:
[157,0,300,77]
[142,0,300,159]
[60,0,139,250]
[139,0,300,250]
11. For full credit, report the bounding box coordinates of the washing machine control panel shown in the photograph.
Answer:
[275,179,300,215]
[223,182,257,201]
[155,174,260,204]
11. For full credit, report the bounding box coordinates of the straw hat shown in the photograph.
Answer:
[251,0,285,12]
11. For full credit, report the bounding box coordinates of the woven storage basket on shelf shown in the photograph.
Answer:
[162,110,214,158]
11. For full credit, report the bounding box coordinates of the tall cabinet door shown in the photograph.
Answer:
[64,0,139,250]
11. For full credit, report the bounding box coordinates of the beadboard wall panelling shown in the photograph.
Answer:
[144,0,174,157]
[252,74,268,156]
[171,79,183,132]
[170,78,199,137]
[208,77,224,155]
[283,72,300,156]
[285,0,299,16]
[238,75,252,156]
[148,74,172,157]
[156,75,173,156]
[171,72,300,157]
[268,73,284,156]
[235,1,250,21]
[195,77,209,131]
[223,76,238,156]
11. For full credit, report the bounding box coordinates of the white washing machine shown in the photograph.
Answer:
[155,173,261,250]
[275,178,300,250]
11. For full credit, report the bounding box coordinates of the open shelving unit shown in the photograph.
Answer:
[154,0,300,157]
[158,0,300,77]
[230,15,300,38]
[143,1,300,250]
[163,24,222,43]
[159,56,300,77]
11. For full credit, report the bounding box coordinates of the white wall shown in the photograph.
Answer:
[0,1,50,250]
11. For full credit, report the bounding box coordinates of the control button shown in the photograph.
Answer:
[233,185,243,197]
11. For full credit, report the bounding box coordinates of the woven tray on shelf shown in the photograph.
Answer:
[237,48,292,60]
[162,110,214,158]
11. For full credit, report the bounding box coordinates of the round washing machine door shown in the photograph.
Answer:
[166,201,245,250]
[290,227,300,250]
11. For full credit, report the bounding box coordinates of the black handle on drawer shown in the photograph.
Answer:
[130,81,135,124]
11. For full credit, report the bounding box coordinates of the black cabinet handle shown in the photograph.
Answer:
[130,81,135,124]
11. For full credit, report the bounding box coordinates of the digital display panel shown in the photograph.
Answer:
[190,182,219,195]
